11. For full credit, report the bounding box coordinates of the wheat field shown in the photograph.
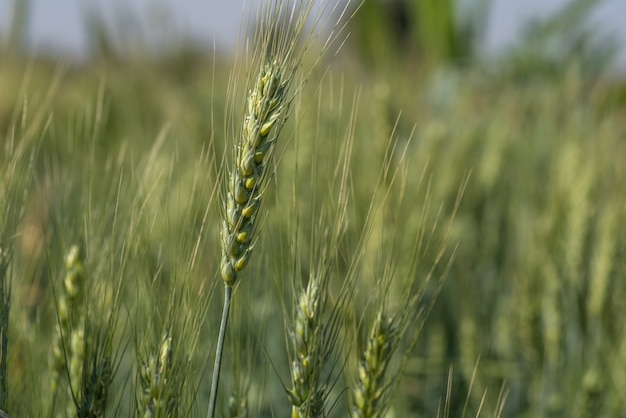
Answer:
[1,0,626,417]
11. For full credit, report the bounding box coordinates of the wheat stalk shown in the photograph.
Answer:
[210,56,293,418]
[208,2,310,416]
[208,1,358,415]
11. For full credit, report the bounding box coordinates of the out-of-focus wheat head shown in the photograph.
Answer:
[51,245,86,405]
[138,331,179,418]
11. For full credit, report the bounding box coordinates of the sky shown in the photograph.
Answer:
[1,0,625,70]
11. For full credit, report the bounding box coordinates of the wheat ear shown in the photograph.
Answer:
[351,310,398,418]
[207,7,302,416]
[138,331,178,418]
[288,278,325,418]
[209,54,292,418]
[51,245,86,412]
[219,58,290,287]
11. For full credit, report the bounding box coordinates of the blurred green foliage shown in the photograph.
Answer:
[350,0,471,67]
[347,0,614,76]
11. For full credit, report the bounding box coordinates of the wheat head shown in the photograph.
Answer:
[288,278,325,418]
[138,331,179,418]
[219,57,291,287]
[51,245,86,406]
[351,310,398,418]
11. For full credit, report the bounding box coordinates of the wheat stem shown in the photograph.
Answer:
[210,43,292,418]
[207,285,232,418]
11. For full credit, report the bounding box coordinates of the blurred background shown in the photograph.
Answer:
[1,0,626,71]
